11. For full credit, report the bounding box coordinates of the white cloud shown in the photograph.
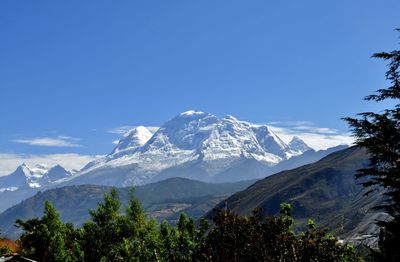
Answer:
[12,136,82,147]
[268,124,354,151]
[0,153,102,176]
[290,126,338,134]
[267,121,314,126]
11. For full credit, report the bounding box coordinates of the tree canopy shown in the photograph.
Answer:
[16,190,361,261]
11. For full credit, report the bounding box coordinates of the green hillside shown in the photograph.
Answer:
[206,147,384,244]
[0,177,254,239]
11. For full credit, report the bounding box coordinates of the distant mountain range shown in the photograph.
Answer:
[0,163,73,213]
[0,163,72,192]
[0,178,255,239]
[205,147,385,247]
[0,111,349,212]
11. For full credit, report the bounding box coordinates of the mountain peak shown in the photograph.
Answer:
[17,163,31,173]
[31,164,48,174]
[0,164,33,189]
[179,110,206,117]
[224,115,239,122]
[73,112,329,186]
[48,164,67,172]
[0,163,72,190]
[290,136,302,141]
[162,111,216,127]
[169,111,217,124]
[288,136,312,153]
[111,126,155,155]
[34,163,48,169]
[19,163,30,170]
[47,164,71,182]
[131,125,150,133]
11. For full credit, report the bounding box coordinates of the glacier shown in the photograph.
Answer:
[63,110,314,186]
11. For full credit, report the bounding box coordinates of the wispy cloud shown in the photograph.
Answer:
[267,121,314,127]
[290,126,338,134]
[12,136,82,147]
[267,121,353,150]
[0,153,103,176]
[108,126,136,135]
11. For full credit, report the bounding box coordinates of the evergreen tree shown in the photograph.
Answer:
[17,201,77,262]
[16,192,362,261]
[110,188,162,261]
[344,29,400,261]
[81,188,128,262]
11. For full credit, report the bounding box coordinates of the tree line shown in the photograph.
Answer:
[14,188,361,262]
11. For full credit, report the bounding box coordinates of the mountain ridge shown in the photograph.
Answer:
[0,163,71,191]
[0,177,255,239]
[205,146,384,247]
[62,110,344,186]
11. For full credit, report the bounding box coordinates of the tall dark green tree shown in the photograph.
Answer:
[16,201,80,262]
[109,188,162,261]
[80,188,128,262]
[344,29,400,261]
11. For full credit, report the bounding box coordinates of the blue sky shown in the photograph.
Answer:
[1,1,399,174]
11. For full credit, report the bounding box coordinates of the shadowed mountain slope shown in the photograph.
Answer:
[206,147,385,246]
[0,177,254,239]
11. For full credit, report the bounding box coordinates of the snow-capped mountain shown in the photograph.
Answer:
[46,165,74,182]
[0,163,72,192]
[0,111,349,213]
[66,111,316,186]
[288,136,313,154]
[111,126,156,156]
